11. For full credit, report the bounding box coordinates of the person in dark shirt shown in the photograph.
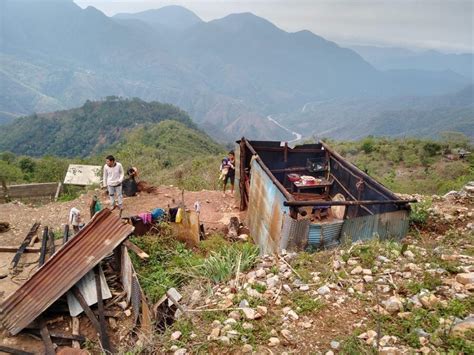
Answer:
[220,151,235,197]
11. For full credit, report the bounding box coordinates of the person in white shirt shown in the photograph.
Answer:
[103,155,124,209]
[69,207,82,233]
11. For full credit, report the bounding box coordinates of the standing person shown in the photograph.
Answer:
[221,151,235,196]
[102,155,124,209]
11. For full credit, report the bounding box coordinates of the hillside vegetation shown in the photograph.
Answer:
[0,97,194,157]
[331,134,473,195]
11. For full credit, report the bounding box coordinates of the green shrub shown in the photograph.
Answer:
[409,200,431,226]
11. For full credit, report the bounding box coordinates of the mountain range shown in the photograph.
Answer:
[0,0,472,141]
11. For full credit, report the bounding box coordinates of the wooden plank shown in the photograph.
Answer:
[123,239,149,260]
[39,318,55,355]
[71,286,101,334]
[94,265,112,353]
[0,345,34,355]
[48,229,55,256]
[10,223,40,268]
[1,246,41,253]
[71,317,80,349]
[38,227,49,267]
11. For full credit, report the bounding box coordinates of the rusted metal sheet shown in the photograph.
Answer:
[308,220,344,249]
[280,214,309,251]
[0,209,134,335]
[247,159,289,254]
[340,210,409,243]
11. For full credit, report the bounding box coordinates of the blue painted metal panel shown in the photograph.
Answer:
[308,220,344,249]
[341,210,409,243]
[247,159,290,254]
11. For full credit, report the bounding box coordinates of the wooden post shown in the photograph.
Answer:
[39,318,55,355]
[63,224,70,245]
[11,222,40,268]
[38,227,49,267]
[71,286,101,333]
[94,265,112,353]
[71,317,80,349]
[48,228,55,256]
[284,142,288,163]
[239,138,247,211]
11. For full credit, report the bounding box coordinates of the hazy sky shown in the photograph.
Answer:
[75,0,473,53]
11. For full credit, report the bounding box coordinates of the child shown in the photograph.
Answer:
[220,151,235,196]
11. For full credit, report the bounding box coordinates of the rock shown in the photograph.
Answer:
[246,288,263,299]
[174,349,187,355]
[170,346,179,352]
[379,335,392,347]
[219,336,230,345]
[377,255,390,263]
[452,317,474,337]
[419,292,440,309]
[242,307,256,320]
[317,285,331,295]
[325,351,334,355]
[256,305,268,317]
[347,259,358,266]
[256,269,266,278]
[224,318,237,326]
[211,320,222,328]
[382,296,403,314]
[124,309,132,317]
[419,346,431,354]
[227,330,240,339]
[207,328,221,340]
[283,284,292,293]
[351,266,363,275]
[362,269,372,275]
[456,273,474,285]
[190,290,201,304]
[239,299,250,308]
[379,347,402,355]
[287,310,299,320]
[242,344,253,353]
[242,322,254,330]
[354,283,365,292]
[267,275,279,288]
[268,337,280,347]
[363,275,373,283]
[281,329,291,339]
[171,331,182,341]
[403,250,415,259]
[238,234,249,241]
[229,310,241,320]
[330,340,340,350]
[299,284,310,291]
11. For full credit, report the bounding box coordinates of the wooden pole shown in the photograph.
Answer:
[71,286,101,333]
[94,265,112,353]
[284,199,417,207]
[38,227,49,267]
[39,318,55,355]
[10,223,40,268]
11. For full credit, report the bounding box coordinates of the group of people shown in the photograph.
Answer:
[101,150,236,211]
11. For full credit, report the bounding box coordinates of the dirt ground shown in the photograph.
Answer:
[0,186,241,354]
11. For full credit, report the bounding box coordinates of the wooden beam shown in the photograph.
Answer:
[284,199,417,207]
[71,317,80,349]
[10,223,40,268]
[330,174,374,216]
[63,224,70,245]
[123,240,149,260]
[38,227,49,267]
[94,265,112,353]
[39,318,55,355]
[0,345,34,355]
[48,229,55,256]
[71,286,101,334]
[1,246,41,253]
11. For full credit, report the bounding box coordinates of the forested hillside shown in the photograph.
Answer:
[0,97,195,157]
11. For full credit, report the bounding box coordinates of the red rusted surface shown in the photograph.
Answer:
[0,209,134,335]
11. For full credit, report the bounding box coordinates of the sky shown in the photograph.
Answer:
[74,0,473,53]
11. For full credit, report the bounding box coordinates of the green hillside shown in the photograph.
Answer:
[0,97,195,157]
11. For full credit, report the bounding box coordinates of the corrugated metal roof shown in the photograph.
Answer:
[0,208,134,335]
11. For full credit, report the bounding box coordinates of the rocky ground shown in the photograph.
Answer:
[146,185,474,354]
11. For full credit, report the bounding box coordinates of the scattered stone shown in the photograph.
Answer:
[229,311,241,320]
[452,317,474,337]
[242,307,256,320]
[256,305,268,317]
[403,250,415,259]
[281,329,291,339]
[456,273,474,285]
[351,266,363,275]
[239,299,250,308]
[362,269,372,275]
[377,256,390,263]
[419,292,440,309]
[287,310,299,320]
[224,318,237,326]
[242,344,253,353]
[256,269,266,278]
[283,284,292,293]
[347,259,359,266]
[242,322,254,330]
[379,347,402,355]
[174,349,187,355]
[382,296,403,314]
[219,336,230,345]
[330,340,340,350]
[325,351,334,355]
[299,284,310,291]
[363,275,373,283]
[267,275,279,288]
[171,331,182,341]
[268,337,280,347]
[124,309,132,317]
[246,288,263,299]
[317,285,331,295]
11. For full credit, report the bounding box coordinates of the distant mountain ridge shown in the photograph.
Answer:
[0,0,472,141]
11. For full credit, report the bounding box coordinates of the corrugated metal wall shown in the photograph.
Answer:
[308,220,344,249]
[247,159,289,254]
[341,210,409,243]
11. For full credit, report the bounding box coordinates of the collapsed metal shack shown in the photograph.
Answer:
[235,138,415,254]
